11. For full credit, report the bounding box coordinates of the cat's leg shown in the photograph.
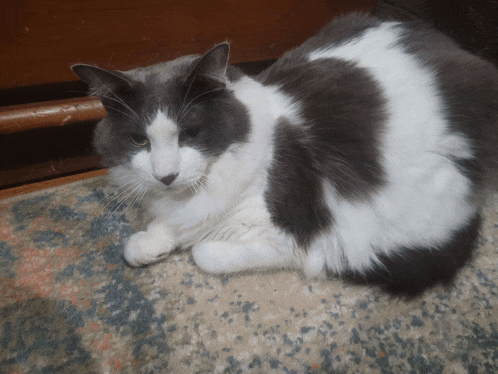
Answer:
[192,238,329,277]
[124,220,176,267]
[192,240,296,274]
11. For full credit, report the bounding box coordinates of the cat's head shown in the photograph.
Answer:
[72,43,250,194]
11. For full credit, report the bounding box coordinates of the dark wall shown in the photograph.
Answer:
[374,0,498,66]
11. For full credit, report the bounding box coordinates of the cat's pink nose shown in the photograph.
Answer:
[160,173,178,186]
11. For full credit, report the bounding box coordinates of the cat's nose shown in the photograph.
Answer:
[160,173,178,186]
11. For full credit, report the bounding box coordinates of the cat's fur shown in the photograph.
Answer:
[72,12,498,297]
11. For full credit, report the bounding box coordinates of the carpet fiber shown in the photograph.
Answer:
[1,176,497,373]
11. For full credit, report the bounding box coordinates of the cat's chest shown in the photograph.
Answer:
[148,190,273,248]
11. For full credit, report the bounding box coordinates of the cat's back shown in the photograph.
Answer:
[256,12,498,274]
[260,12,498,89]
[259,12,498,115]
[257,12,498,197]
[259,11,498,116]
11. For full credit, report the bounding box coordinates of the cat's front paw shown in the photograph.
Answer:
[124,227,176,267]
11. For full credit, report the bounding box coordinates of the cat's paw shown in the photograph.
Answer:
[124,227,176,267]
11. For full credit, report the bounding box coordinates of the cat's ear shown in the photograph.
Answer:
[189,43,230,88]
[71,64,133,97]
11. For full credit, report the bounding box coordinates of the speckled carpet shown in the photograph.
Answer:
[1,175,497,374]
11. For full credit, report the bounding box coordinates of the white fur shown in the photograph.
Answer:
[120,22,476,279]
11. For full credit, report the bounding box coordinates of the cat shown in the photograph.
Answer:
[72,12,498,298]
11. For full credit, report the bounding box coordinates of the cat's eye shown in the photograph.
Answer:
[179,127,201,141]
[129,133,149,147]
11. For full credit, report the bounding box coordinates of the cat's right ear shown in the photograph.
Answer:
[71,64,133,96]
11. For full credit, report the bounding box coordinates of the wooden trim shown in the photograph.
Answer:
[0,97,106,134]
[1,155,101,189]
[0,169,108,200]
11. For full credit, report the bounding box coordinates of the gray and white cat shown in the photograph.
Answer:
[72,13,498,297]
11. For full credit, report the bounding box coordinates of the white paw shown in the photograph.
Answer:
[124,227,176,267]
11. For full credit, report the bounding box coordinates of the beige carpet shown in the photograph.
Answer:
[1,175,497,373]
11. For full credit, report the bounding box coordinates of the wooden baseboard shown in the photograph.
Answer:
[0,169,108,200]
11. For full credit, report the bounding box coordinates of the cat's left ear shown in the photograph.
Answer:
[189,43,230,88]
[71,64,134,97]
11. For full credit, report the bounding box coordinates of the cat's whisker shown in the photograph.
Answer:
[94,185,134,219]
[179,87,224,115]
[104,104,140,122]
[189,183,198,195]
[97,194,136,237]
[127,183,148,212]
[195,183,204,195]
[110,181,144,215]
[144,112,155,129]
[96,179,145,236]
[136,187,150,207]
[99,190,142,236]
[87,72,141,121]
[103,91,140,121]
[176,98,220,127]
[98,177,143,213]
[196,178,209,194]
[177,74,197,123]
[100,93,140,120]
[189,177,209,196]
